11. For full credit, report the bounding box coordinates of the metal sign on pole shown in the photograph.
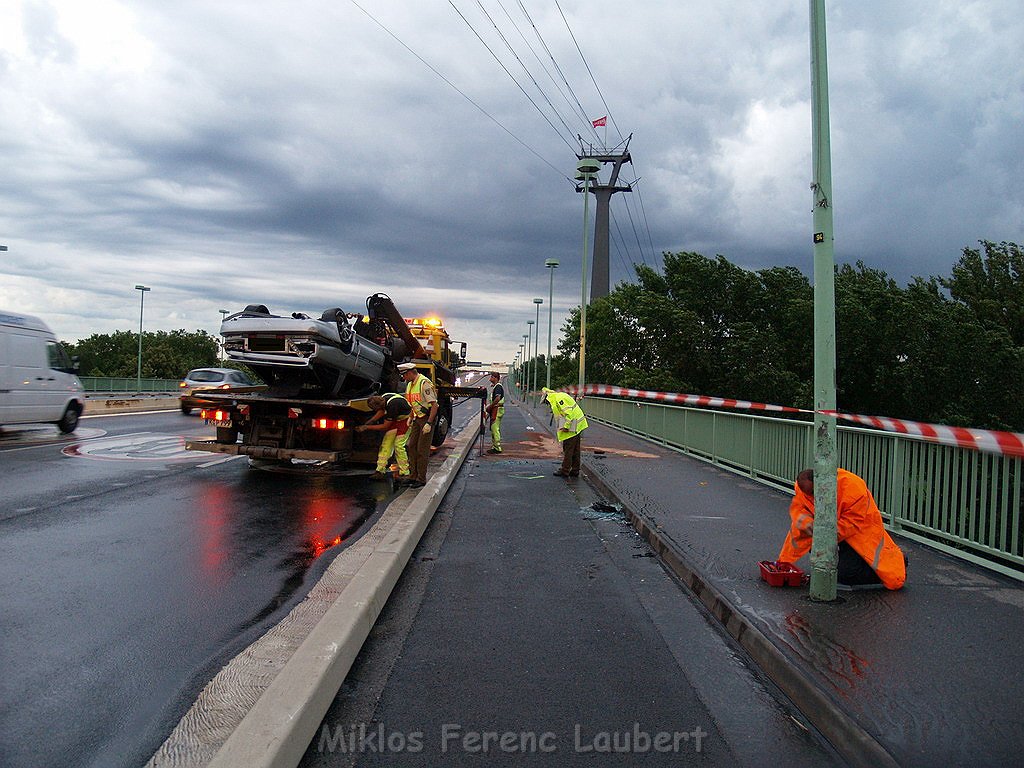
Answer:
[808,0,839,602]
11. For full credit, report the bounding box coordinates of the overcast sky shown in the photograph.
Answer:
[1,0,1021,364]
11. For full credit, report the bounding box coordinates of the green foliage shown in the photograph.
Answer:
[551,242,1024,431]
[65,329,219,379]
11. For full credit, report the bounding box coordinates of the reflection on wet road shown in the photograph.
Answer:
[0,415,400,768]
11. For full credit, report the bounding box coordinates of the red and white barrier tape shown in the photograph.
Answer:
[818,410,1024,459]
[558,384,1024,460]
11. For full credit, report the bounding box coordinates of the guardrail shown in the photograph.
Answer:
[583,395,1023,581]
[80,376,181,392]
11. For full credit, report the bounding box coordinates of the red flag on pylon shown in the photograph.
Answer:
[591,116,607,128]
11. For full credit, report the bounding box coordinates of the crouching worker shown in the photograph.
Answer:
[355,393,411,482]
[778,468,907,591]
[541,387,588,478]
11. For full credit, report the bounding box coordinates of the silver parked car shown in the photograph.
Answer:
[179,367,261,414]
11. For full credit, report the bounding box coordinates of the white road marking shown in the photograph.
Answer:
[197,455,245,468]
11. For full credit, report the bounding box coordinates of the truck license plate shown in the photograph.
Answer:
[206,419,233,428]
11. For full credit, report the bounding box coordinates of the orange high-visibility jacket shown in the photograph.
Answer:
[778,468,906,590]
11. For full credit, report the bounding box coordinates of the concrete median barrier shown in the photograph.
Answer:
[83,396,180,415]
[147,417,481,768]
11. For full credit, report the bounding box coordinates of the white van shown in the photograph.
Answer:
[0,311,85,433]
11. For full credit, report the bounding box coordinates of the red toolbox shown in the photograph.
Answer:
[758,560,806,587]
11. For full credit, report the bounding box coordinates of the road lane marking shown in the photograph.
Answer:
[62,433,209,462]
[197,455,245,468]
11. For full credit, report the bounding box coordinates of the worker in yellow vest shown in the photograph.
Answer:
[398,362,438,488]
[355,393,411,481]
[486,371,505,454]
[541,387,588,478]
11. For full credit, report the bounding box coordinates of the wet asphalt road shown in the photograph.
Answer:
[0,410,397,768]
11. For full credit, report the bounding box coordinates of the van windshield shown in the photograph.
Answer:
[47,341,75,373]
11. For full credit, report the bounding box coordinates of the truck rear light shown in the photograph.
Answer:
[311,418,345,430]
[200,409,228,421]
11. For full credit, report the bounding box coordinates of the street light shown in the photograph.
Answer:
[526,320,535,397]
[522,333,530,395]
[532,298,543,399]
[518,342,525,393]
[576,157,601,392]
[544,259,559,389]
[134,285,151,391]
[219,309,229,362]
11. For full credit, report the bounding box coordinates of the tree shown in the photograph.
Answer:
[66,330,219,378]
[941,240,1024,346]
[553,243,1024,431]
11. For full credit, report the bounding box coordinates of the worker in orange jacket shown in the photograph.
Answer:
[778,468,907,590]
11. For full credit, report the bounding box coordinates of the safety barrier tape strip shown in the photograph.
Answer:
[557,384,1024,460]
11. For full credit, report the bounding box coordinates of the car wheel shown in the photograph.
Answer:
[180,403,192,414]
[57,405,80,434]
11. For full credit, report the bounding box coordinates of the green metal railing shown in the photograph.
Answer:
[80,376,182,393]
[584,395,1024,581]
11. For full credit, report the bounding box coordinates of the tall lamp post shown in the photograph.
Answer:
[544,259,559,389]
[134,285,151,391]
[218,308,229,362]
[808,0,839,602]
[520,337,528,395]
[518,343,525,393]
[532,298,543,399]
[576,157,601,393]
[526,321,535,398]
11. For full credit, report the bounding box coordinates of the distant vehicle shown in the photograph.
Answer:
[179,367,262,414]
[0,311,84,433]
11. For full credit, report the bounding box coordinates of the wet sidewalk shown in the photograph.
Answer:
[531,396,1024,767]
[300,403,841,767]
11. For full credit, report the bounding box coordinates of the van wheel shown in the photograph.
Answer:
[57,405,80,434]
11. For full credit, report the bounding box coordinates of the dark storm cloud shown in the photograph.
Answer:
[1,1,1022,361]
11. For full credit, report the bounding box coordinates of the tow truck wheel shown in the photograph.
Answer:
[431,397,452,447]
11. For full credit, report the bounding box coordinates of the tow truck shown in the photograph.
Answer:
[184,293,476,469]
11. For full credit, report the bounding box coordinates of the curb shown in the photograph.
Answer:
[580,447,900,768]
[200,419,481,768]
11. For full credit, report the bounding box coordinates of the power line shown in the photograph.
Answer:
[450,0,577,153]
[554,0,621,143]
[521,1,603,144]
[346,0,570,181]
